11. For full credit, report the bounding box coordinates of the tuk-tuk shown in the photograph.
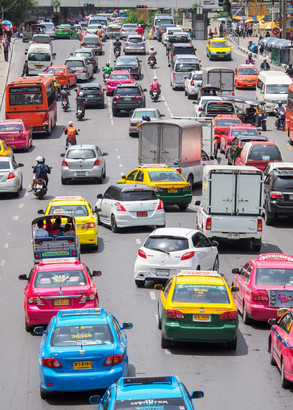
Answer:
[22,21,46,43]
[32,214,80,263]
[197,86,221,103]
[222,95,267,131]
[181,26,194,39]
[108,23,122,39]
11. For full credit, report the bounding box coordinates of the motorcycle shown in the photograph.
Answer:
[148,56,156,68]
[275,110,286,131]
[76,105,85,121]
[114,47,121,58]
[32,177,47,200]
[103,72,110,84]
[150,90,159,102]
[61,98,69,111]
[66,137,77,149]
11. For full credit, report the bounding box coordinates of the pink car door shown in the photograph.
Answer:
[273,312,293,366]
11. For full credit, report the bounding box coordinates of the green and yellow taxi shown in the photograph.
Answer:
[0,140,14,157]
[56,24,78,39]
[117,165,192,210]
[155,270,239,349]
[206,38,232,61]
[40,196,98,249]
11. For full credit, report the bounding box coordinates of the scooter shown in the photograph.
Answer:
[150,90,159,102]
[61,98,69,111]
[32,177,47,200]
[275,110,285,131]
[114,47,121,58]
[148,56,156,68]
[103,72,110,84]
[66,137,77,149]
[76,106,85,121]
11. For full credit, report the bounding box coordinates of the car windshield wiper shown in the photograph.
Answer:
[151,247,170,255]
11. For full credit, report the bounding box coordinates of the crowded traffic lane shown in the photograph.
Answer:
[0,36,292,409]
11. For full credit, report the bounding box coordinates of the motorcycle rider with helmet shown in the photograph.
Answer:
[76,91,86,112]
[113,36,122,54]
[149,76,161,97]
[273,101,286,129]
[260,58,270,71]
[60,86,70,107]
[148,47,157,65]
[246,53,255,64]
[102,62,113,76]
[64,121,79,147]
[28,156,51,192]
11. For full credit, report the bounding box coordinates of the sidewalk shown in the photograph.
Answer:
[0,38,16,113]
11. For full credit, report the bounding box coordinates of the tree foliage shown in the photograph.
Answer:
[0,0,38,26]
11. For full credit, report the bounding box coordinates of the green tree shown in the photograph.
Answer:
[0,0,38,26]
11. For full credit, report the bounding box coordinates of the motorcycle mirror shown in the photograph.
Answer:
[102,152,108,156]
[78,129,80,131]
[143,88,147,92]
[60,153,65,157]
[17,163,24,167]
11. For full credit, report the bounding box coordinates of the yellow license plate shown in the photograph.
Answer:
[193,314,210,322]
[168,188,177,193]
[53,299,69,306]
[36,65,42,69]
[5,137,13,141]
[73,361,92,370]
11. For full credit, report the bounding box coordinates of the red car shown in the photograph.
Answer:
[45,65,77,88]
[214,114,242,152]
[106,70,135,96]
[18,258,101,331]
[220,124,259,155]
[234,64,259,89]
[235,141,283,171]
[0,119,32,151]
[269,308,293,388]
[232,253,293,324]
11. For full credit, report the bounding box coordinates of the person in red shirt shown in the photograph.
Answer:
[136,25,144,36]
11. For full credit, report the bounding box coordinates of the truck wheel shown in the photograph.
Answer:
[252,238,262,252]
[187,175,193,187]
[178,204,188,211]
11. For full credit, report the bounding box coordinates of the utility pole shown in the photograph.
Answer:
[282,0,287,39]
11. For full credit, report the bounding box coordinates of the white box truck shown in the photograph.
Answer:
[195,165,263,251]
[138,119,202,186]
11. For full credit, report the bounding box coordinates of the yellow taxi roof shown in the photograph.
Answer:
[175,271,226,286]
[140,166,179,172]
[50,196,88,205]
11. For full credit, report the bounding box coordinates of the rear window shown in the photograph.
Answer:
[34,270,87,288]
[114,397,187,410]
[173,46,194,55]
[216,119,241,127]
[272,175,293,191]
[123,24,137,29]
[0,162,10,170]
[192,73,203,81]
[49,205,89,217]
[28,52,51,62]
[0,123,23,131]
[80,87,100,94]
[255,268,293,286]
[172,284,229,304]
[175,62,200,72]
[65,60,84,67]
[206,102,234,114]
[111,73,130,80]
[50,324,114,347]
[33,36,50,43]
[127,37,143,43]
[211,41,229,48]
[116,58,138,67]
[74,52,91,58]
[238,68,258,75]
[121,190,157,201]
[248,145,282,161]
[133,111,157,119]
[156,18,174,26]
[67,149,96,159]
[148,171,185,182]
[47,68,65,73]
[231,129,258,137]
[144,236,189,252]
[116,87,140,96]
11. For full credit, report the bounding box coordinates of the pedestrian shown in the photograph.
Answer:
[21,59,28,76]
[232,20,238,35]
[240,20,245,38]
[4,22,12,42]
[246,21,253,37]
[2,37,10,61]
[265,31,270,38]
[0,22,3,42]
[219,22,224,37]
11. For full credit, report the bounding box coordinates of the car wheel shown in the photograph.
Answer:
[213,255,219,271]
[187,92,192,100]
[269,340,277,366]
[96,175,103,184]
[92,241,98,251]
[112,108,118,117]
[184,89,187,96]
[243,303,251,325]
[252,238,262,252]
[178,204,188,211]
[135,279,145,288]
[40,388,51,400]
[281,359,291,388]
[265,204,275,226]
[187,174,193,187]
[61,177,67,185]
[158,304,162,329]
[25,321,33,332]
[100,103,105,109]
[227,336,237,350]
[111,214,119,233]
[161,334,171,349]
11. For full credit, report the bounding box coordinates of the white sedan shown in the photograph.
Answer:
[0,157,23,196]
[162,27,183,45]
[95,183,165,233]
[134,227,219,287]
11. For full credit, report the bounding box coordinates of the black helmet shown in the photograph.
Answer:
[248,53,252,58]
[106,62,110,67]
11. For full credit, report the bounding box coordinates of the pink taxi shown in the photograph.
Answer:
[19,258,101,332]
[268,308,293,388]
[0,119,32,151]
[232,253,293,324]
[106,70,134,95]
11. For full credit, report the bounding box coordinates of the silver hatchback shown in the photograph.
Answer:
[0,157,23,196]
[120,24,138,39]
[61,144,107,184]
[124,35,146,55]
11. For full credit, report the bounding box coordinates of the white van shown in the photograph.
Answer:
[171,55,201,89]
[26,43,54,76]
[256,70,292,112]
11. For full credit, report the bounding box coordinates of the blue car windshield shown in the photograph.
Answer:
[50,324,114,346]
[114,397,187,410]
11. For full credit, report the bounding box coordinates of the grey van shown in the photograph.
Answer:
[170,55,201,90]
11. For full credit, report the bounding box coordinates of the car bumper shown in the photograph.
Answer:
[85,97,104,106]
[61,167,103,180]
[0,179,20,193]
[268,201,293,216]
[75,73,88,80]
[247,303,284,322]
[134,262,205,282]
[4,140,29,150]
[77,229,98,246]
[157,193,192,206]
[235,81,256,88]
[114,210,165,228]
[209,53,231,60]
[113,102,145,111]
[129,125,139,136]
[125,48,145,54]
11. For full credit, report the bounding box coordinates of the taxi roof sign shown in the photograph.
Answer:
[123,377,173,386]
[257,253,293,262]
[139,164,168,168]
[54,196,84,201]
[58,308,105,317]
[178,270,222,278]
[40,257,79,265]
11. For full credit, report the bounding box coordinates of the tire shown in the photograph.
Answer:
[227,336,237,350]
[281,359,291,388]
[187,174,193,187]
[61,177,67,185]
[184,89,187,96]
[40,388,51,400]
[269,340,277,366]
[252,238,262,252]
[92,241,98,251]
[213,255,219,271]
[187,92,191,100]
[25,321,33,332]
[96,175,103,184]
[112,109,118,117]
[227,158,232,165]
[178,204,188,211]
[265,204,275,226]
[262,121,267,131]
[161,334,171,349]
[135,279,145,288]
[111,214,119,233]
[158,305,162,330]
[243,303,251,325]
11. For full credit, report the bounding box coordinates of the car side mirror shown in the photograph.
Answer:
[19,274,28,280]
[168,63,170,67]
[37,209,45,214]
[268,318,277,326]
[24,51,27,55]
[230,286,239,293]
[102,152,108,156]
[121,322,133,330]
[232,268,240,274]
[17,163,24,167]
[70,52,73,55]
[89,396,101,404]
[97,194,103,199]
[60,153,65,157]
[194,200,201,206]
[154,284,164,290]
[121,175,126,179]
[191,391,204,399]
[53,52,56,56]
[143,88,147,92]
[33,326,45,335]
[91,270,102,277]
[160,114,165,117]
[210,154,215,160]
[211,240,219,247]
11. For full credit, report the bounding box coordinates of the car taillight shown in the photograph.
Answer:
[173,73,176,77]
[125,42,129,46]
[138,249,146,259]
[142,42,145,46]
[114,202,126,211]
[114,96,121,100]
[198,107,202,111]
[153,26,155,31]
[28,296,44,305]
[166,310,185,319]
[42,358,62,368]
[81,43,85,46]
[83,67,87,72]
[82,222,95,230]
[190,80,194,86]
[62,159,68,167]
[270,192,283,199]
[94,158,100,166]
[100,88,103,95]
[65,29,69,32]
[130,122,136,126]
[135,96,142,100]
[79,293,95,303]
[251,291,269,301]
[157,200,164,210]
[104,354,124,366]
[181,251,195,260]
[257,218,262,232]
[7,172,15,179]
[95,43,100,46]
[219,311,237,320]
[42,112,49,125]
[176,168,181,173]
[289,348,293,357]
[206,217,211,230]
[53,28,55,31]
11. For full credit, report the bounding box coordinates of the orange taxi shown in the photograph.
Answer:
[45,65,77,88]
[234,65,259,89]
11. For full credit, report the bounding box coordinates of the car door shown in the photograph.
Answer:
[192,233,216,270]
[159,279,172,321]
[100,187,115,223]
[232,262,250,310]
[125,169,139,184]
[96,146,105,173]
[263,173,271,207]
[273,312,293,366]
[67,67,75,85]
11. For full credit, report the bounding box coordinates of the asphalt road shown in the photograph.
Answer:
[0,35,292,410]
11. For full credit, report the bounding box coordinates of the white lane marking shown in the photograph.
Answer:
[0,260,5,266]
[18,203,24,208]
[119,164,122,167]
[3,231,11,235]
[4,243,9,249]
[150,291,156,300]
[13,216,19,221]
[24,192,28,197]
[165,349,171,355]
[117,155,120,159]
[136,238,141,244]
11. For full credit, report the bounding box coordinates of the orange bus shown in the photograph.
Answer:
[5,76,57,135]
[285,82,293,145]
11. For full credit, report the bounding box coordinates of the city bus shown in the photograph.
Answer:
[285,82,293,145]
[5,76,57,135]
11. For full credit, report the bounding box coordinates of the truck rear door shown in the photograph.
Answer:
[236,173,262,215]
[210,172,235,214]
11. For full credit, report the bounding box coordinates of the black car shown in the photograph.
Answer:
[78,83,104,108]
[114,56,142,80]
[263,166,293,225]
[227,135,268,165]
[168,42,195,67]
[112,83,147,116]
[166,33,191,55]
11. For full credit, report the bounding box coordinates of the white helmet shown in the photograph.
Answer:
[36,156,44,163]
[68,121,73,126]
[153,76,157,81]
[79,91,84,97]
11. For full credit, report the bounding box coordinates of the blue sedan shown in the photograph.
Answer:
[35,308,133,399]
[89,375,204,409]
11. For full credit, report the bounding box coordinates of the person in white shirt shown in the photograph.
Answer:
[34,220,49,239]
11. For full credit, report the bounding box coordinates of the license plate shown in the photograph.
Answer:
[168,188,177,193]
[289,195,293,200]
[218,55,224,58]
[88,94,95,97]
[156,269,170,277]
[124,97,131,101]
[5,137,14,141]
[35,65,42,69]
[193,314,210,322]
[53,299,69,306]
[137,211,147,217]
[73,361,92,370]
[76,171,86,176]
[227,233,239,239]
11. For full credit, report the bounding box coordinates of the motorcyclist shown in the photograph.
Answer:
[64,120,79,146]
[113,36,122,53]
[260,58,270,71]
[273,101,286,128]
[246,53,255,64]
[286,63,293,77]
[102,62,113,76]
[148,47,157,65]
[76,91,86,112]
[96,24,103,39]
[149,76,162,97]
[28,156,51,192]
[60,86,70,107]
[136,24,144,36]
